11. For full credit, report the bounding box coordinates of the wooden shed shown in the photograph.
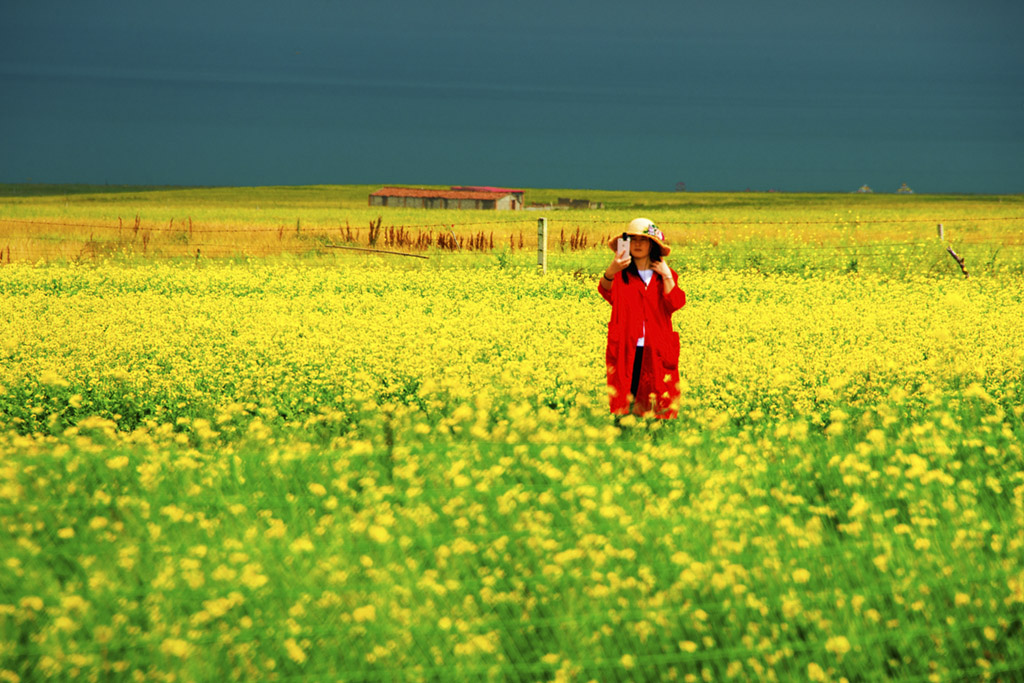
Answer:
[369,186,524,210]
[450,186,524,209]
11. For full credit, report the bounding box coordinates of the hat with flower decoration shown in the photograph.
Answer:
[607,217,671,256]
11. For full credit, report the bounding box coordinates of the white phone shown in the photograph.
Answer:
[616,236,630,257]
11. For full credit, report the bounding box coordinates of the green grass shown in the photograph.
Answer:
[3,181,1022,212]
[2,183,1022,277]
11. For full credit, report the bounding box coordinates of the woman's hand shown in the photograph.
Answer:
[600,250,631,290]
[609,249,631,275]
[652,259,676,293]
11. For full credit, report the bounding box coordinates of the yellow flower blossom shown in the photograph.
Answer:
[239,564,269,590]
[825,635,851,657]
[352,605,376,623]
[284,638,307,664]
[159,638,192,658]
[290,536,314,553]
[105,455,129,470]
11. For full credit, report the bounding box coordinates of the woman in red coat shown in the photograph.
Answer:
[598,218,686,418]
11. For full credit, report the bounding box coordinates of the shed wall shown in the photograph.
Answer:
[369,191,514,209]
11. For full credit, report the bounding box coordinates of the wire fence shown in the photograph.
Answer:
[1,215,1022,273]
[0,216,539,233]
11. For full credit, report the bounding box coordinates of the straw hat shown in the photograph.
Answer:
[607,217,671,256]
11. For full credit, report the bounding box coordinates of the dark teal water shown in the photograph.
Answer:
[2,64,1022,193]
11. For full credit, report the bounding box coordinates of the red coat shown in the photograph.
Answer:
[598,269,686,418]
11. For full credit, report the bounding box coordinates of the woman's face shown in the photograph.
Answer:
[630,235,651,260]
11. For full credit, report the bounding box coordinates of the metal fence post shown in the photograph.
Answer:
[537,217,548,274]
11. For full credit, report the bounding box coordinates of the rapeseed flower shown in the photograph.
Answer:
[3,260,1023,681]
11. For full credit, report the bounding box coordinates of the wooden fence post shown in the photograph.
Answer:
[940,223,969,278]
[537,217,548,274]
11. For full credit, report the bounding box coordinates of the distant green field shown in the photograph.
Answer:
[1,183,1021,277]
[3,181,1023,213]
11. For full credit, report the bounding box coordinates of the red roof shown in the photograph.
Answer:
[450,186,524,194]
[371,187,515,200]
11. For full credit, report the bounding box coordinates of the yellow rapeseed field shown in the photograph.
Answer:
[2,256,1023,681]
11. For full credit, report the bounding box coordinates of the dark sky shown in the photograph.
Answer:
[2,0,1023,192]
